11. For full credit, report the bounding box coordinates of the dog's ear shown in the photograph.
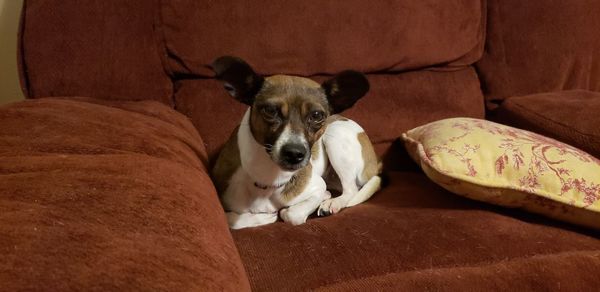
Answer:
[211,56,264,105]
[322,70,369,113]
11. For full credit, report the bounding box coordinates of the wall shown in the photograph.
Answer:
[0,0,25,105]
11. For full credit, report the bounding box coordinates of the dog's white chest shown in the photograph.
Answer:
[221,110,324,214]
[224,166,325,213]
[222,167,284,213]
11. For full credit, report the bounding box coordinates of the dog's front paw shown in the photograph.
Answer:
[317,197,347,217]
[226,212,278,229]
[279,208,308,226]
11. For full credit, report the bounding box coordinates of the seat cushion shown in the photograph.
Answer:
[231,172,600,291]
[316,250,600,291]
[0,98,250,291]
[492,90,600,159]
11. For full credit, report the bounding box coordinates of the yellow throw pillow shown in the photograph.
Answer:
[402,118,600,229]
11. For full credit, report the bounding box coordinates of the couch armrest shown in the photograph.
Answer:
[0,98,250,291]
[490,90,600,158]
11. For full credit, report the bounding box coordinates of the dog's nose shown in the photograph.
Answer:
[281,144,307,164]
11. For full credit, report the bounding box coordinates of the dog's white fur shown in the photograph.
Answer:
[225,110,380,229]
[318,120,381,215]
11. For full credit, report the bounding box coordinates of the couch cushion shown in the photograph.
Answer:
[159,0,485,76]
[0,98,250,291]
[21,0,173,104]
[232,172,600,291]
[0,97,208,168]
[476,0,600,107]
[175,67,485,165]
[316,251,600,291]
[492,90,600,159]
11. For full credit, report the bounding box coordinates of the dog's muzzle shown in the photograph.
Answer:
[275,142,309,171]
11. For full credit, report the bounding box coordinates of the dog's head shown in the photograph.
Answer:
[212,56,369,171]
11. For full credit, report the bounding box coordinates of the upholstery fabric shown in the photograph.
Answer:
[159,0,485,76]
[175,67,485,164]
[476,0,600,107]
[492,90,600,159]
[0,98,250,291]
[20,0,173,104]
[316,251,600,291]
[402,118,600,229]
[232,172,600,291]
[10,0,600,290]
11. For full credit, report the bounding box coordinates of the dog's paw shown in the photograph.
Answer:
[226,212,278,229]
[226,212,243,229]
[279,208,308,226]
[317,197,346,217]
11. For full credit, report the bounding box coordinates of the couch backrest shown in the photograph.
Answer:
[20,0,485,100]
[161,0,487,162]
[19,0,173,104]
[476,0,600,108]
[19,0,487,164]
[160,0,485,76]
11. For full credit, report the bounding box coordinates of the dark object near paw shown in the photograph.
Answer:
[317,209,332,217]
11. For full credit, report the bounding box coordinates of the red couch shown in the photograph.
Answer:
[2,0,599,290]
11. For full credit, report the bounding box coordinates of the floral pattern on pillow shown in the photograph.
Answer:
[402,118,600,229]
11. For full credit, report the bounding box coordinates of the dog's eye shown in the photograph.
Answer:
[261,106,278,120]
[308,111,325,123]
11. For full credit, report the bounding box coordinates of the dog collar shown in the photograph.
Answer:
[254,180,289,190]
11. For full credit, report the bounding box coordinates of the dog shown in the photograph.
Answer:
[210,56,382,229]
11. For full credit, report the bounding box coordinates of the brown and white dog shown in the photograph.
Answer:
[210,56,381,229]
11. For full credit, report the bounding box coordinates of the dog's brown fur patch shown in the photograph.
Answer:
[249,75,330,155]
[281,163,313,203]
[357,132,380,183]
[266,75,321,89]
[314,114,349,140]
[211,127,241,195]
[311,142,320,161]
[326,115,349,124]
